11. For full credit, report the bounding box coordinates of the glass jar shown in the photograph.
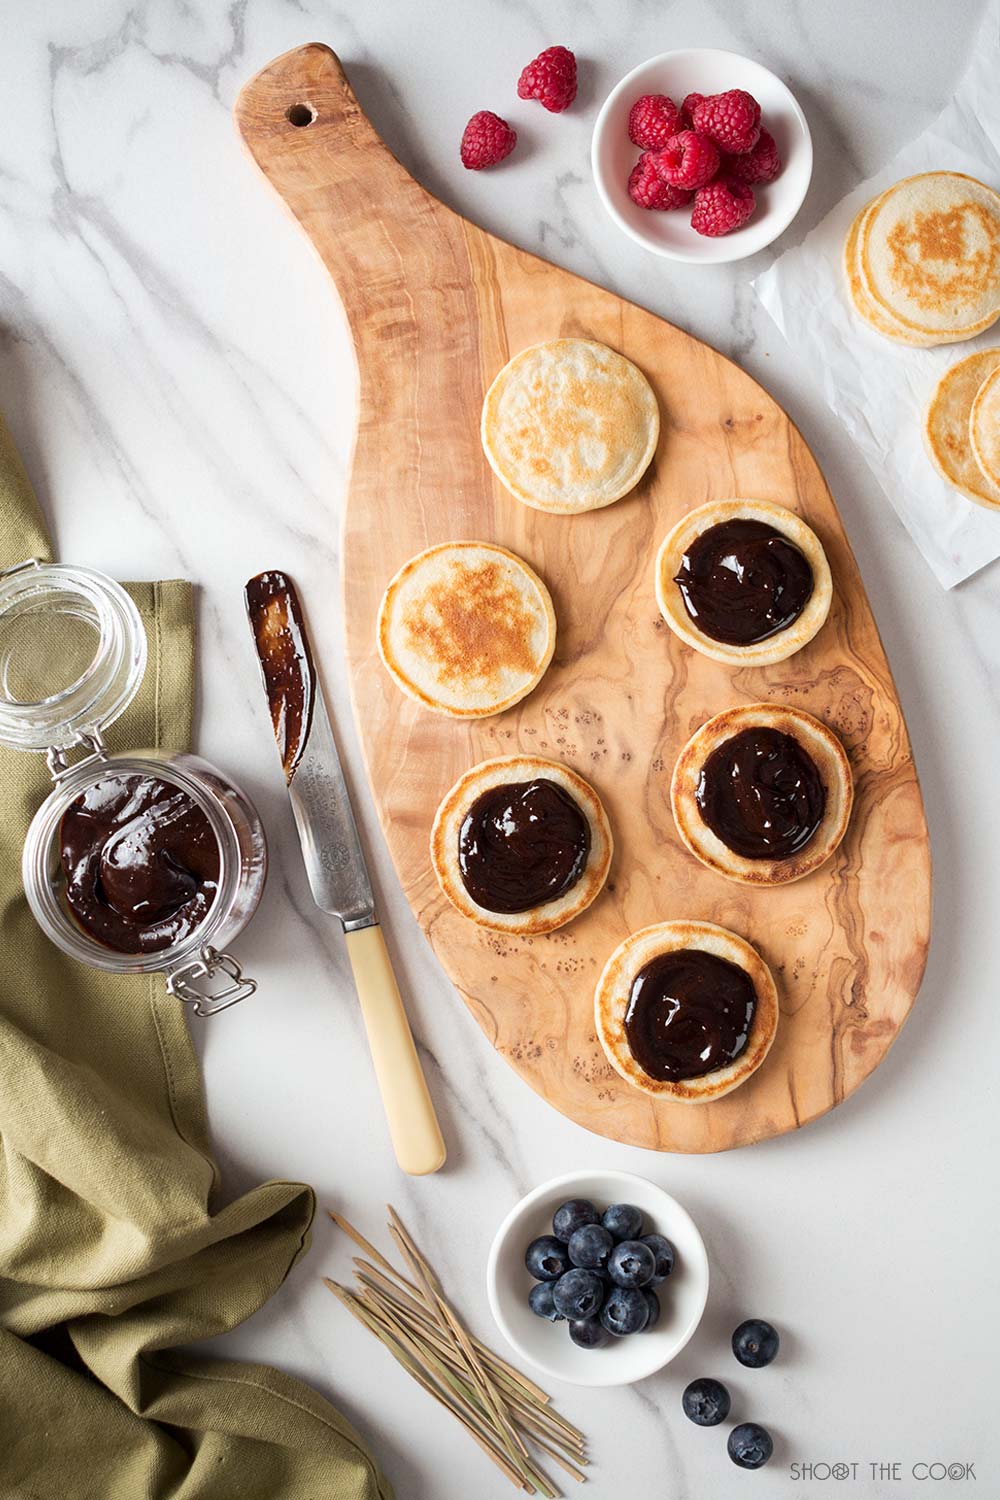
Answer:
[0,558,266,1016]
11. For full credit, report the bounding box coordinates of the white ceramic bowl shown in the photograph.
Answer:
[592,48,813,263]
[486,1169,709,1387]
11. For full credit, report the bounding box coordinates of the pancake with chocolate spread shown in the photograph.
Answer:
[655,498,832,666]
[595,920,778,1102]
[671,703,853,886]
[481,339,659,514]
[377,541,556,717]
[430,755,612,934]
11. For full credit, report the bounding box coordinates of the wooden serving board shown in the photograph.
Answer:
[236,46,931,1153]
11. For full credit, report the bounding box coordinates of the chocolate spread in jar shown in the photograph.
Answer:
[624,948,756,1082]
[59,773,220,953]
[458,778,591,914]
[673,518,814,645]
[696,726,826,860]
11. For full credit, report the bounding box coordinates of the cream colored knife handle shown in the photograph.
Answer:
[344,923,446,1175]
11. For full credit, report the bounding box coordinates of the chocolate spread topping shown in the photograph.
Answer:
[458,778,591,914]
[696,726,826,861]
[673,518,814,645]
[245,570,315,783]
[624,948,756,1082]
[60,773,220,954]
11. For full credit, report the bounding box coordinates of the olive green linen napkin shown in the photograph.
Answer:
[0,415,391,1500]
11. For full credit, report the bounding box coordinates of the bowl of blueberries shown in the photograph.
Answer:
[486,1169,709,1386]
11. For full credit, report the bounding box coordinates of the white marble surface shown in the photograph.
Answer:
[3,2,998,1496]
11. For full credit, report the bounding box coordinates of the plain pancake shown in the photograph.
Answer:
[654,498,833,667]
[969,363,1000,504]
[843,195,940,346]
[594,920,778,1103]
[481,338,659,514]
[925,349,1000,510]
[377,541,556,717]
[670,703,854,887]
[859,172,1000,341]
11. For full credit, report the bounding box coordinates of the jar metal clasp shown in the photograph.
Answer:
[166,944,257,1017]
[46,728,109,782]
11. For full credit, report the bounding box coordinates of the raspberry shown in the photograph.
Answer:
[681,92,706,127]
[724,127,782,184]
[627,154,693,211]
[690,177,756,236]
[651,130,719,190]
[460,111,517,170]
[691,89,761,154]
[517,45,577,112]
[628,93,683,150]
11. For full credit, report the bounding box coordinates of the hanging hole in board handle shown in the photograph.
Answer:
[285,102,316,127]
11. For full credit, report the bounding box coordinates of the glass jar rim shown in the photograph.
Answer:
[21,753,241,975]
[0,560,147,752]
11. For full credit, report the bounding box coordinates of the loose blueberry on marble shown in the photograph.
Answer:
[525,1235,569,1281]
[528,1281,564,1322]
[552,1198,600,1242]
[682,1376,731,1426]
[600,1284,650,1337]
[552,1267,605,1321]
[567,1223,614,1269]
[642,1288,660,1331]
[568,1317,611,1349]
[608,1238,656,1289]
[728,1422,774,1469]
[601,1202,644,1241]
[732,1318,780,1368]
[641,1232,676,1283]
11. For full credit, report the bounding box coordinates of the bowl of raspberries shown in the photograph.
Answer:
[592,48,812,262]
[487,1169,709,1386]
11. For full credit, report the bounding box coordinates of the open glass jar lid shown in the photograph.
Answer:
[0,558,267,1016]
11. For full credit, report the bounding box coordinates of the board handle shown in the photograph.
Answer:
[344,922,446,1176]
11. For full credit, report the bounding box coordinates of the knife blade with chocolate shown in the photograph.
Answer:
[246,570,445,1175]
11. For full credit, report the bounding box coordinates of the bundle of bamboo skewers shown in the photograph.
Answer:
[324,1207,588,1496]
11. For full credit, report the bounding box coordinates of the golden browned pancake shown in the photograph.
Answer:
[377,541,556,717]
[654,498,833,667]
[859,172,1000,342]
[481,339,659,514]
[670,704,853,886]
[594,920,778,1103]
[843,194,940,346]
[969,363,1000,505]
[924,349,1000,509]
[430,755,612,935]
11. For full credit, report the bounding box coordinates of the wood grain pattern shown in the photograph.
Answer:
[235,46,931,1152]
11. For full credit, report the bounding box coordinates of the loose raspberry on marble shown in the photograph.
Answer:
[691,89,762,154]
[460,111,518,169]
[627,154,694,211]
[517,45,577,112]
[627,93,683,151]
[690,176,756,236]
[724,127,782,184]
[651,130,720,190]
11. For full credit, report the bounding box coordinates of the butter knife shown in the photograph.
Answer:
[245,570,445,1176]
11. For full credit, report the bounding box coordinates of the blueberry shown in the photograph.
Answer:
[524,1235,569,1281]
[608,1239,656,1289]
[567,1223,614,1270]
[642,1288,661,1331]
[728,1422,774,1469]
[732,1319,779,1368]
[600,1285,649,1336]
[682,1377,731,1426]
[641,1233,676,1283]
[552,1267,605,1321]
[601,1202,644,1241]
[528,1281,564,1322]
[552,1198,599,1242]
[568,1317,611,1349]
